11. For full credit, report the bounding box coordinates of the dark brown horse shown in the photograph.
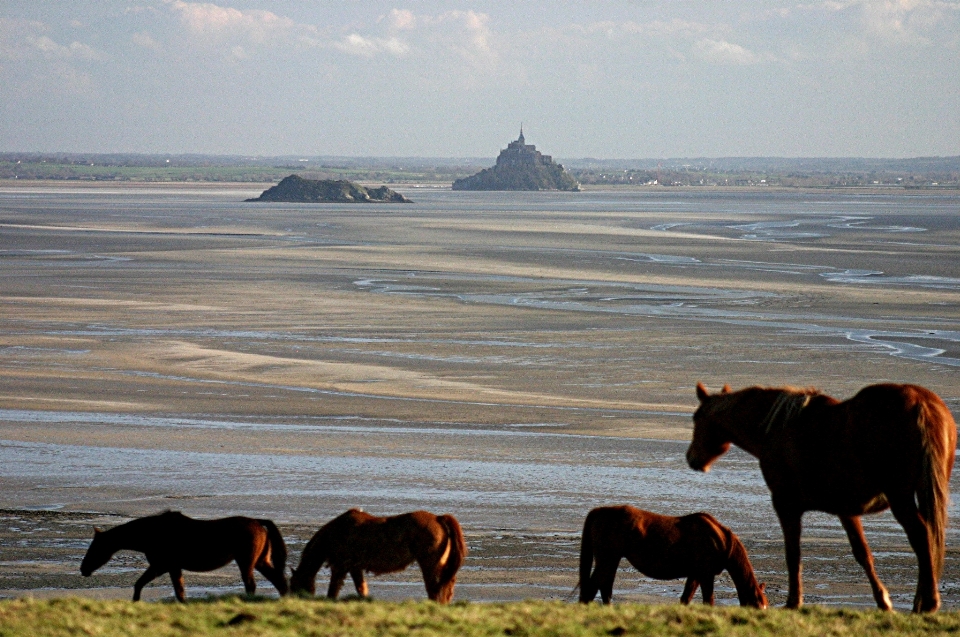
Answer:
[80,510,288,601]
[687,382,956,612]
[290,508,466,603]
[578,505,767,607]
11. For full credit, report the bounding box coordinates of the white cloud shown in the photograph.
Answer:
[692,38,765,64]
[388,9,416,32]
[333,33,408,57]
[0,18,104,62]
[167,0,300,44]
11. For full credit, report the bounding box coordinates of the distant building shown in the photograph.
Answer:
[495,127,554,167]
[452,128,580,191]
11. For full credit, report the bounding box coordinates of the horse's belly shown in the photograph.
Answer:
[178,555,236,572]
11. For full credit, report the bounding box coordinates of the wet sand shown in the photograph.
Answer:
[0,183,958,608]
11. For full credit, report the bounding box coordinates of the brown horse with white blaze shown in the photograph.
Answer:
[687,382,956,612]
[290,509,466,603]
[578,505,767,608]
[80,510,288,601]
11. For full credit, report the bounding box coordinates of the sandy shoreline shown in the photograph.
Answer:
[1,184,958,608]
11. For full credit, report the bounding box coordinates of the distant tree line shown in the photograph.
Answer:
[1,153,956,188]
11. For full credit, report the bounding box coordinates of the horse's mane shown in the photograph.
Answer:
[756,387,819,436]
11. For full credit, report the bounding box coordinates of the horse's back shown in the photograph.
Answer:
[845,384,956,461]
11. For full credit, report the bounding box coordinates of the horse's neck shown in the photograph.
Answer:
[725,540,761,602]
[297,532,328,578]
[104,518,158,553]
[729,390,811,453]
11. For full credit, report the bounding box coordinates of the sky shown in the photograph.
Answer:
[1,1,958,158]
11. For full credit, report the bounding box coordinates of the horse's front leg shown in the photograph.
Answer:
[775,504,804,609]
[350,569,368,597]
[132,564,166,602]
[169,568,186,602]
[680,578,699,604]
[888,493,940,612]
[839,515,892,611]
[326,566,347,600]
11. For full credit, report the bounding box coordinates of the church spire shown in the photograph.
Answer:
[518,123,525,145]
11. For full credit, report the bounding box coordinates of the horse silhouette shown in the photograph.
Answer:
[687,382,956,612]
[80,510,288,601]
[578,505,767,607]
[290,508,466,603]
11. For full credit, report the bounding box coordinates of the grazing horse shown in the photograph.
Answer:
[80,510,288,601]
[290,508,466,603]
[578,505,767,608]
[687,382,956,612]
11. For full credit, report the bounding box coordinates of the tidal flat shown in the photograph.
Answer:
[0,183,958,608]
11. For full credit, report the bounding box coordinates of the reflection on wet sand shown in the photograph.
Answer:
[0,185,958,607]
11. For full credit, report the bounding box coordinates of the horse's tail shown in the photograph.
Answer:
[916,391,957,580]
[435,514,466,603]
[577,510,598,603]
[259,519,287,572]
[723,526,766,608]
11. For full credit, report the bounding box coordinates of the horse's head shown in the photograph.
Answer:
[289,568,316,596]
[686,382,733,472]
[744,581,768,609]
[80,527,110,577]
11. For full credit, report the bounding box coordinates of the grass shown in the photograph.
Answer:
[2,598,960,637]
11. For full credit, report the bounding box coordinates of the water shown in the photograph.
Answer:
[1,185,958,606]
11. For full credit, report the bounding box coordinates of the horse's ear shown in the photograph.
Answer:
[721,384,731,394]
[93,527,102,535]
[696,382,710,402]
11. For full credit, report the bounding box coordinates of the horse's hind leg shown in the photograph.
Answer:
[169,568,186,603]
[133,564,166,602]
[888,493,940,612]
[594,557,620,605]
[839,515,892,611]
[699,577,715,606]
[236,558,257,595]
[417,557,442,601]
[680,578,699,604]
[350,569,368,597]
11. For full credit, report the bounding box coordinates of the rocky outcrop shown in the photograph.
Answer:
[247,175,411,203]
[452,130,580,192]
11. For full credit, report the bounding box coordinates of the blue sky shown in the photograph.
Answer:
[1,1,958,158]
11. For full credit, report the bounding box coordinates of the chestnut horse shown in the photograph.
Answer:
[578,505,767,607]
[80,510,288,601]
[687,382,956,612]
[290,508,466,603]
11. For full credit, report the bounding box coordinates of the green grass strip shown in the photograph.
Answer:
[2,598,960,637]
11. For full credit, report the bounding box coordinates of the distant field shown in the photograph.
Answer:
[2,598,959,637]
[1,155,956,187]
[0,162,472,185]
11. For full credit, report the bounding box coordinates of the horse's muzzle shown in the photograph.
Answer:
[685,449,711,472]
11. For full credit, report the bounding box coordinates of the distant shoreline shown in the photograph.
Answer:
[0,179,956,195]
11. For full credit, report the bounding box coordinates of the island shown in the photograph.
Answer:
[247,175,411,203]
[452,129,580,191]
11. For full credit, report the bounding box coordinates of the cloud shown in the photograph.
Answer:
[131,31,161,51]
[799,0,960,47]
[692,38,765,64]
[387,9,416,32]
[167,0,300,44]
[333,33,408,57]
[0,18,105,62]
